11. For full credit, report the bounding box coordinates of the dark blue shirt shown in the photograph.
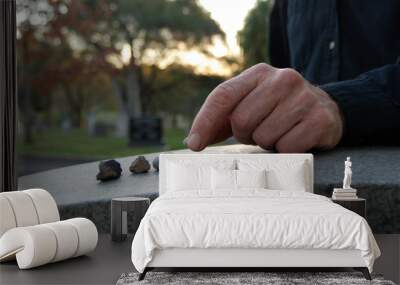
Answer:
[269,0,400,145]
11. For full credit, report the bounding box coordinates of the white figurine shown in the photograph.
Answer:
[342,157,352,189]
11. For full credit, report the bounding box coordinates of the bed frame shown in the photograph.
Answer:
[139,248,371,280]
[139,154,371,281]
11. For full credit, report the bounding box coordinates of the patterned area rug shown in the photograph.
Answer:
[116,272,395,285]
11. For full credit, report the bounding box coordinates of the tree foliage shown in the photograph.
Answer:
[107,0,224,116]
[238,0,272,68]
[16,0,226,142]
[112,0,223,58]
[147,64,224,120]
[16,0,117,140]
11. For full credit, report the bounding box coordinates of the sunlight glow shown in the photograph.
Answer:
[121,45,131,65]
[199,0,257,56]
[119,0,258,76]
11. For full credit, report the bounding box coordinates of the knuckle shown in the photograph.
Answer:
[278,68,303,86]
[293,91,316,115]
[297,90,314,104]
[253,63,270,74]
[316,108,335,127]
[212,81,236,106]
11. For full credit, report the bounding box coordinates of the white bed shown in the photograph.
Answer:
[131,154,380,280]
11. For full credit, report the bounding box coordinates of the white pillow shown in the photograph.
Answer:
[236,169,267,189]
[211,169,267,191]
[166,160,236,192]
[238,159,308,191]
[168,163,210,191]
[267,162,307,191]
[211,168,236,190]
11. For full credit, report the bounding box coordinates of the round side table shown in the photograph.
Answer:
[111,197,150,242]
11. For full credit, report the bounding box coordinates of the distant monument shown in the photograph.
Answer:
[129,116,164,147]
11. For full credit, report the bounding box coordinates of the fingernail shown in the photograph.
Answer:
[183,133,201,150]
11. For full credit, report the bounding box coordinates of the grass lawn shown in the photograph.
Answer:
[18,128,187,160]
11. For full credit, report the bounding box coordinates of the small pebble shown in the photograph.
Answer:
[130,156,151,174]
[96,160,122,181]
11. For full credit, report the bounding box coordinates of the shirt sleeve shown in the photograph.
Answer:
[269,0,291,68]
[320,64,400,146]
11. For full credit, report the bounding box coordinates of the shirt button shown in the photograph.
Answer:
[329,41,335,50]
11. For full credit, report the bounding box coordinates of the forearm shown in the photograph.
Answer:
[321,64,400,146]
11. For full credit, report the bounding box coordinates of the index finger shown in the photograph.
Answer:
[185,63,272,151]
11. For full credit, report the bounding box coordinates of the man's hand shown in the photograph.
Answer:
[184,63,344,153]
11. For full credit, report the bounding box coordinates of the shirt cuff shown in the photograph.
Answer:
[320,74,395,146]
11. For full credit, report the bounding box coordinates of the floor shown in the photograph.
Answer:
[0,234,134,285]
[1,234,398,285]
[374,234,400,283]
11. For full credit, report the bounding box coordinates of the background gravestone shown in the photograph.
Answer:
[129,116,163,146]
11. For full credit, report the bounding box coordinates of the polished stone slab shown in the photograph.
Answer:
[19,145,400,233]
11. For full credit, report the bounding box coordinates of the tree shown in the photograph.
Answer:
[17,0,57,143]
[17,0,226,142]
[237,0,272,68]
[16,0,117,137]
[146,64,224,127]
[108,0,224,118]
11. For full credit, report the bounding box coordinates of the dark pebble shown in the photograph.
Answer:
[96,160,122,181]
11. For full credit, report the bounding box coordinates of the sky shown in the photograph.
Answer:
[198,0,257,56]
[175,0,257,75]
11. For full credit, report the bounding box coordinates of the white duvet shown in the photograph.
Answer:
[131,190,380,273]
